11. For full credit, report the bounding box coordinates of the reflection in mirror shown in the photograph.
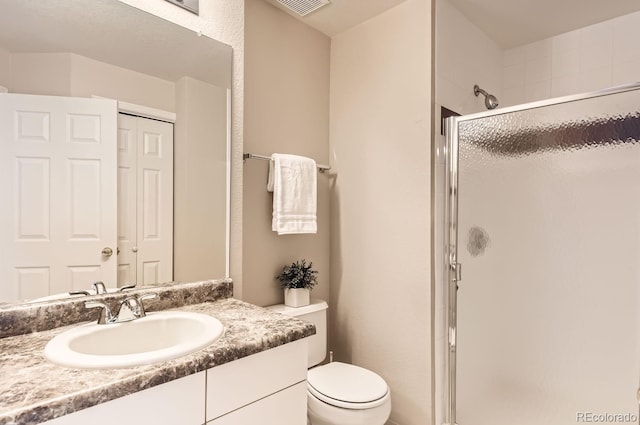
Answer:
[0,0,231,305]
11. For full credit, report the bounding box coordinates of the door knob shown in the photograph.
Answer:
[132,247,138,253]
[101,247,114,257]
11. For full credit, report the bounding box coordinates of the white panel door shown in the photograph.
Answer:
[137,117,173,285]
[116,114,173,287]
[117,114,137,287]
[0,93,117,302]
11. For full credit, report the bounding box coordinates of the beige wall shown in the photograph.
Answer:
[329,0,433,424]
[242,0,330,307]
[10,53,72,95]
[0,47,10,89]
[174,76,228,281]
[9,52,175,111]
[69,54,175,112]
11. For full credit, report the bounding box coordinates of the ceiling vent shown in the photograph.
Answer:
[274,0,331,16]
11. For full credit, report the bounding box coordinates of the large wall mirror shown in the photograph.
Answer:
[0,0,231,305]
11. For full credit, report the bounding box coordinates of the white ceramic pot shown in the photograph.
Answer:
[284,288,310,307]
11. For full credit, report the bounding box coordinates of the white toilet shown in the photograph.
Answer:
[267,300,391,425]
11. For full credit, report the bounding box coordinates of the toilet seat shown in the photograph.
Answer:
[307,362,389,410]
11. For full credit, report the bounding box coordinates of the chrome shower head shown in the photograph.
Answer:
[474,84,499,110]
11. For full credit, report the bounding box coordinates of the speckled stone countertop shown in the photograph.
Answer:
[0,292,314,424]
[0,279,234,338]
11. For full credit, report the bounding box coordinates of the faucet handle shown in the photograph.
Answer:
[85,301,114,324]
[91,281,107,295]
[137,293,157,316]
[118,284,136,292]
[139,293,157,302]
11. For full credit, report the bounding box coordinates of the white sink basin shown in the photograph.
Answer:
[44,311,224,369]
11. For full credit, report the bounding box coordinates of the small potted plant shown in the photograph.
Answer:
[276,259,318,307]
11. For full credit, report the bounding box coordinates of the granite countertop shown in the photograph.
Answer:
[0,298,315,425]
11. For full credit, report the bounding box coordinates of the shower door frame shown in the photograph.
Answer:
[442,81,640,425]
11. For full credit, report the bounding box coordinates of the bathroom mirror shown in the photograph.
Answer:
[0,0,231,305]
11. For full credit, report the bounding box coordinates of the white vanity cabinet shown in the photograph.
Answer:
[206,339,307,424]
[41,339,308,425]
[207,382,306,424]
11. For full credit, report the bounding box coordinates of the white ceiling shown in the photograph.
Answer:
[267,0,640,48]
[264,0,409,37]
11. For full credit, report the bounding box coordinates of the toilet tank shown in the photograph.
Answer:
[266,299,328,368]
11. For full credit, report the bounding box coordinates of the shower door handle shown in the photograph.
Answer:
[451,262,462,283]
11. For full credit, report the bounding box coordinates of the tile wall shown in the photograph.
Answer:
[502,11,640,107]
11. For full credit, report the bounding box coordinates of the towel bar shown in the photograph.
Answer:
[243,153,331,173]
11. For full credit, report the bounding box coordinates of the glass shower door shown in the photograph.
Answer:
[450,87,640,425]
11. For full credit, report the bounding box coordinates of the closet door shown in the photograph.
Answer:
[117,114,137,286]
[136,117,173,285]
[117,114,173,287]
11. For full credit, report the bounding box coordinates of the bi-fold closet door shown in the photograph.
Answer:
[117,113,173,287]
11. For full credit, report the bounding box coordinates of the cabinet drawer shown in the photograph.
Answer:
[207,381,307,425]
[206,338,308,421]
[43,371,205,425]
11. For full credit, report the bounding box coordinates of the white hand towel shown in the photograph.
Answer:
[267,153,317,235]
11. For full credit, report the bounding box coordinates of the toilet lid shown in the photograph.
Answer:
[307,362,389,409]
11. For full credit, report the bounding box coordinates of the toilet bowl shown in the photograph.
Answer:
[307,361,391,425]
[267,300,392,425]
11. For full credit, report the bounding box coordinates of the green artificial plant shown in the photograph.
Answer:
[276,259,318,290]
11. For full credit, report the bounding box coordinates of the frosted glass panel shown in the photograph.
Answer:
[456,89,640,425]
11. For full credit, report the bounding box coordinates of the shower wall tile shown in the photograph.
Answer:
[613,12,640,62]
[551,29,581,54]
[503,47,524,67]
[579,42,612,72]
[502,85,525,106]
[525,79,551,102]
[503,63,525,89]
[551,75,581,98]
[502,11,640,107]
[612,57,640,86]
[523,39,552,61]
[579,64,612,92]
[551,49,580,79]
[525,57,551,84]
[579,20,613,49]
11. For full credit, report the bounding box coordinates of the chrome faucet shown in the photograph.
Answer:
[116,293,157,322]
[85,293,157,325]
